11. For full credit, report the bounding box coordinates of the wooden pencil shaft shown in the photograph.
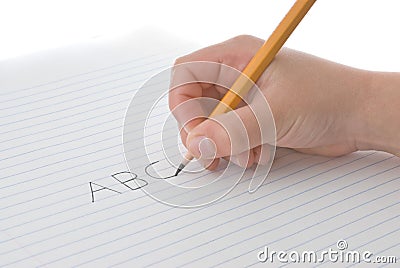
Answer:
[180,0,316,168]
[211,0,316,117]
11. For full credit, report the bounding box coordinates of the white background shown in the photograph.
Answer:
[0,0,399,70]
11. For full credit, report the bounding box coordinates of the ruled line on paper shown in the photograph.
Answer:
[0,149,297,251]
[0,151,300,264]
[41,153,390,266]
[0,55,175,112]
[248,184,400,268]
[1,35,398,267]
[1,147,392,266]
[0,48,177,99]
[134,159,399,267]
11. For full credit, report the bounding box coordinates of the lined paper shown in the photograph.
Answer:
[1,30,399,267]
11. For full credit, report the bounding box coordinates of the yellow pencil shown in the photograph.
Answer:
[175,0,317,175]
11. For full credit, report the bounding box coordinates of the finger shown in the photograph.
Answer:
[186,104,264,159]
[169,63,246,132]
[173,84,228,135]
[198,158,220,171]
[179,124,188,147]
[295,143,355,157]
[169,36,263,130]
[178,122,220,171]
[253,144,274,165]
[230,150,256,168]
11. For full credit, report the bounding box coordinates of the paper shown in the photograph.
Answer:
[0,29,399,267]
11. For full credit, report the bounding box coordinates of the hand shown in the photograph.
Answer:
[169,35,399,169]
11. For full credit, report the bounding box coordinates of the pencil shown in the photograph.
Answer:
[175,0,317,176]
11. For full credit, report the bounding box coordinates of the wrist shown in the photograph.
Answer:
[354,71,400,156]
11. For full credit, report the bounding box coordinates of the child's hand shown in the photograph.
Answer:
[169,35,399,169]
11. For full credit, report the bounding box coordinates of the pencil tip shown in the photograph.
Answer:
[175,163,185,176]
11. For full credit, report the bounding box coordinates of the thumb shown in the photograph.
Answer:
[186,104,267,159]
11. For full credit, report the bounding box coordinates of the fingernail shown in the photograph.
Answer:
[230,153,250,168]
[188,136,216,159]
[230,155,244,167]
[199,157,214,169]
[230,155,239,166]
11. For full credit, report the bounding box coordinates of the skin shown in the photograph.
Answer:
[169,35,400,170]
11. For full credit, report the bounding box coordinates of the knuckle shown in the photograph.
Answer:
[168,99,174,111]
[174,56,187,66]
[232,34,254,42]
[203,120,222,137]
